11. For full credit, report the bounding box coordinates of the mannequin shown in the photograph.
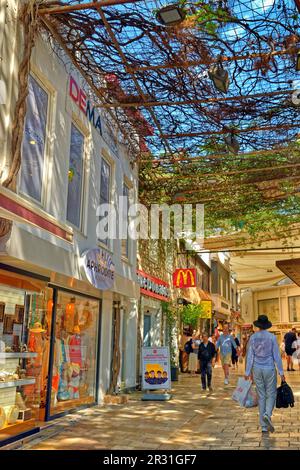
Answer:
[69,325,82,367]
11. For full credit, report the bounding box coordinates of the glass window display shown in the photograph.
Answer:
[50,291,99,416]
[0,274,52,443]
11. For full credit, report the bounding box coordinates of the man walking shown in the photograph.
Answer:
[198,332,216,391]
[216,323,237,385]
[284,327,297,371]
[245,315,285,434]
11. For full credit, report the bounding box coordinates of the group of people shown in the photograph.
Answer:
[185,316,298,435]
[185,324,242,389]
[280,328,300,371]
[185,324,243,390]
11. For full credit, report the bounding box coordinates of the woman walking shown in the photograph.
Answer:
[245,315,285,434]
[188,331,199,376]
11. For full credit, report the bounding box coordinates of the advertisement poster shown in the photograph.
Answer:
[142,347,171,390]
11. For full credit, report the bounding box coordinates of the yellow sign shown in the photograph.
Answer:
[200,300,212,319]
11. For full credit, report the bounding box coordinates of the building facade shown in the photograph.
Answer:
[240,278,300,343]
[0,2,139,444]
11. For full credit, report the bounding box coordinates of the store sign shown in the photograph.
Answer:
[200,300,212,319]
[82,248,115,290]
[173,268,197,288]
[69,76,102,134]
[137,270,170,301]
[142,347,171,391]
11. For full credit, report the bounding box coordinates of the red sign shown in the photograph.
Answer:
[137,270,170,301]
[173,269,197,288]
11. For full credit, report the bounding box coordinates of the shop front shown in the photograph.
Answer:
[0,263,101,446]
[137,270,170,348]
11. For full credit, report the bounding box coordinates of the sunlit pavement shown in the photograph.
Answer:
[10,365,300,450]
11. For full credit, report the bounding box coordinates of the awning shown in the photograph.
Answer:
[180,287,211,304]
[276,258,300,287]
[214,311,229,320]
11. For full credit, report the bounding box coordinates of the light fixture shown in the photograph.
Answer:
[29,140,36,145]
[208,62,230,93]
[296,51,300,71]
[156,3,186,26]
[224,133,239,154]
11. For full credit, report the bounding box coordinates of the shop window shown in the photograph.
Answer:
[121,183,129,259]
[258,298,280,323]
[98,158,111,246]
[0,279,53,442]
[66,124,85,228]
[49,291,99,417]
[288,296,300,322]
[20,75,48,203]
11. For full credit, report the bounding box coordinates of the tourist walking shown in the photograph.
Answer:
[284,327,297,371]
[231,332,240,370]
[198,332,216,391]
[245,315,285,434]
[188,331,199,376]
[292,331,300,371]
[216,323,237,385]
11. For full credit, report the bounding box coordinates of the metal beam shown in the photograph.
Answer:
[162,123,300,139]
[38,0,142,15]
[139,147,296,165]
[126,47,297,74]
[95,89,291,109]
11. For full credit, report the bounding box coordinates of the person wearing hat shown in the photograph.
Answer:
[245,315,285,434]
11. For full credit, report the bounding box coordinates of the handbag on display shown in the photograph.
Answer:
[276,381,294,408]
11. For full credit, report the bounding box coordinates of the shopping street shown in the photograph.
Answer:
[3,366,299,451]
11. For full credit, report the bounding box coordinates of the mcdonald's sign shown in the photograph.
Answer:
[173,268,197,288]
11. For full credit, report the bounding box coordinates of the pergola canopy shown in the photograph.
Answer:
[36,0,300,233]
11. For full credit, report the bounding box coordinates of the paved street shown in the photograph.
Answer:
[11,366,300,451]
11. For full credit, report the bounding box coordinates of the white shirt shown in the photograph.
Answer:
[292,339,300,350]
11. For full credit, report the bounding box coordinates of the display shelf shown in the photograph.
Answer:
[0,378,35,389]
[0,352,37,359]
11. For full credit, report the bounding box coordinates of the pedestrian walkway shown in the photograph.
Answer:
[6,367,300,450]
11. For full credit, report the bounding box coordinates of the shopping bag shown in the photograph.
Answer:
[244,384,258,408]
[232,377,252,407]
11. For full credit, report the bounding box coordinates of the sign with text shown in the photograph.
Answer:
[142,347,171,391]
[137,270,170,301]
[173,268,197,288]
[81,247,115,290]
[200,300,212,319]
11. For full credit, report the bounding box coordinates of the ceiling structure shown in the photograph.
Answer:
[37,0,300,234]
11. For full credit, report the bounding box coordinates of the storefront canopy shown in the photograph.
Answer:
[276,258,300,287]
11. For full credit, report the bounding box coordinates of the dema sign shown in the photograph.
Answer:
[69,76,102,134]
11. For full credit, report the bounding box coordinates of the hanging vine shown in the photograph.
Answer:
[0,2,39,237]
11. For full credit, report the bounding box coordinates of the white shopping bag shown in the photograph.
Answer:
[244,384,258,408]
[232,377,252,407]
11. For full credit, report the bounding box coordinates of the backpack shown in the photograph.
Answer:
[184,341,192,354]
[276,381,294,408]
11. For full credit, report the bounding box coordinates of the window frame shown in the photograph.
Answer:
[66,121,86,231]
[18,72,52,208]
[98,156,112,250]
[288,295,300,323]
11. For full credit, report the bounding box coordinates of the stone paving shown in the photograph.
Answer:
[4,365,300,450]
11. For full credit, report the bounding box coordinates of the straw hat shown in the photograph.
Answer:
[30,322,46,333]
[73,325,81,334]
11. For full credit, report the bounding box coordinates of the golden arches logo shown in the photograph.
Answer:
[175,269,195,287]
